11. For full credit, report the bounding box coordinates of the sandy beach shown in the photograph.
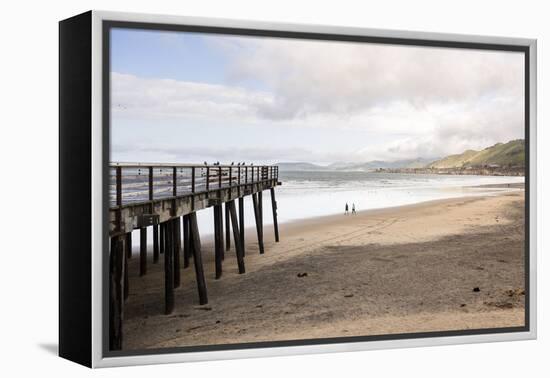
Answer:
[122,187,525,351]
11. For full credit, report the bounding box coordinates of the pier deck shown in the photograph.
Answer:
[108,163,280,350]
[110,163,279,235]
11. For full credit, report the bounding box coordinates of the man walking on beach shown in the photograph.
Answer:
[352,203,356,215]
[345,203,349,215]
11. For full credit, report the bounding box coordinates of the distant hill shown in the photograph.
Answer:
[278,158,437,172]
[427,139,525,169]
[365,158,435,170]
[277,162,328,171]
[333,158,435,171]
[277,141,525,173]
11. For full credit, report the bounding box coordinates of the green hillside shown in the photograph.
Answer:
[428,139,525,169]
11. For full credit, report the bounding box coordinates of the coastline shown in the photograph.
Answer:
[131,179,525,243]
[278,182,523,230]
[123,187,525,350]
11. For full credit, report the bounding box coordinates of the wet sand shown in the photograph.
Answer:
[122,189,525,350]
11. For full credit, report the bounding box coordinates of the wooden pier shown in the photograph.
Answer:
[108,163,280,350]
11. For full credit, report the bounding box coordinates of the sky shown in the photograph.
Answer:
[110,28,525,165]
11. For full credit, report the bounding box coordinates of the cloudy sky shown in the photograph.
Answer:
[110,28,524,165]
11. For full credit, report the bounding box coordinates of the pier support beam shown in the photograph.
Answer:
[252,193,265,254]
[174,217,181,288]
[126,232,132,258]
[228,200,246,274]
[139,228,147,276]
[239,197,245,256]
[124,233,130,301]
[213,205,223,279]
[153,224,159,263]
[189,212,208,305]
[160,223,165,255]
[225,203,231,251]
[220,209,225,261]
[270,188,280,242]
[259,191,263,227]
[183,214,191,268]
[109,235,125,350]
[164,220,174,315]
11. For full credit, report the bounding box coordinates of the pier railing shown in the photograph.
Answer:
[110,163,279,208]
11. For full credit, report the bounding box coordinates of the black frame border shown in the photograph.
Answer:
[101,20,531,359]
[59,10,93,367]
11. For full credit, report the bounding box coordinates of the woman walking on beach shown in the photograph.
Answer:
[352,203,356,215]
[345,203,349,215]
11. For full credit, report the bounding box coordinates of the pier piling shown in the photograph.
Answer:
[239,197,245,256]
[214,205,223,279]
[126,232,132,258]
[183,214,191,268]
[270,188,279,242]
[228,200,246,274]
[124,233,130,301]
[174,217,181,288]
[109,235,125,350]
[189,212,208,305]
[259,191,263,225]
[225,203,231,251]
[140,228,147,276]
[164,221,174,314]
[153,224,159,263]
[252,193,265,254]
[160,223,165,255]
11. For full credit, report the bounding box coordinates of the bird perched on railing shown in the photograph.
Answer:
[204,161,207,166]
[231,162,234,165]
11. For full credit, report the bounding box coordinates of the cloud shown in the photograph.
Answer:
[223,38,524,121]
[112,143,315,164]
[111,72,274,121]
[111,36,525,163]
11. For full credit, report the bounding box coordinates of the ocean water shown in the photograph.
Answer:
[275,171,524,221]
[132,171,524,243]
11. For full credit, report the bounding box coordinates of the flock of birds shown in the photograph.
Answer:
[135,162,255,175]
[204,162,253,166]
